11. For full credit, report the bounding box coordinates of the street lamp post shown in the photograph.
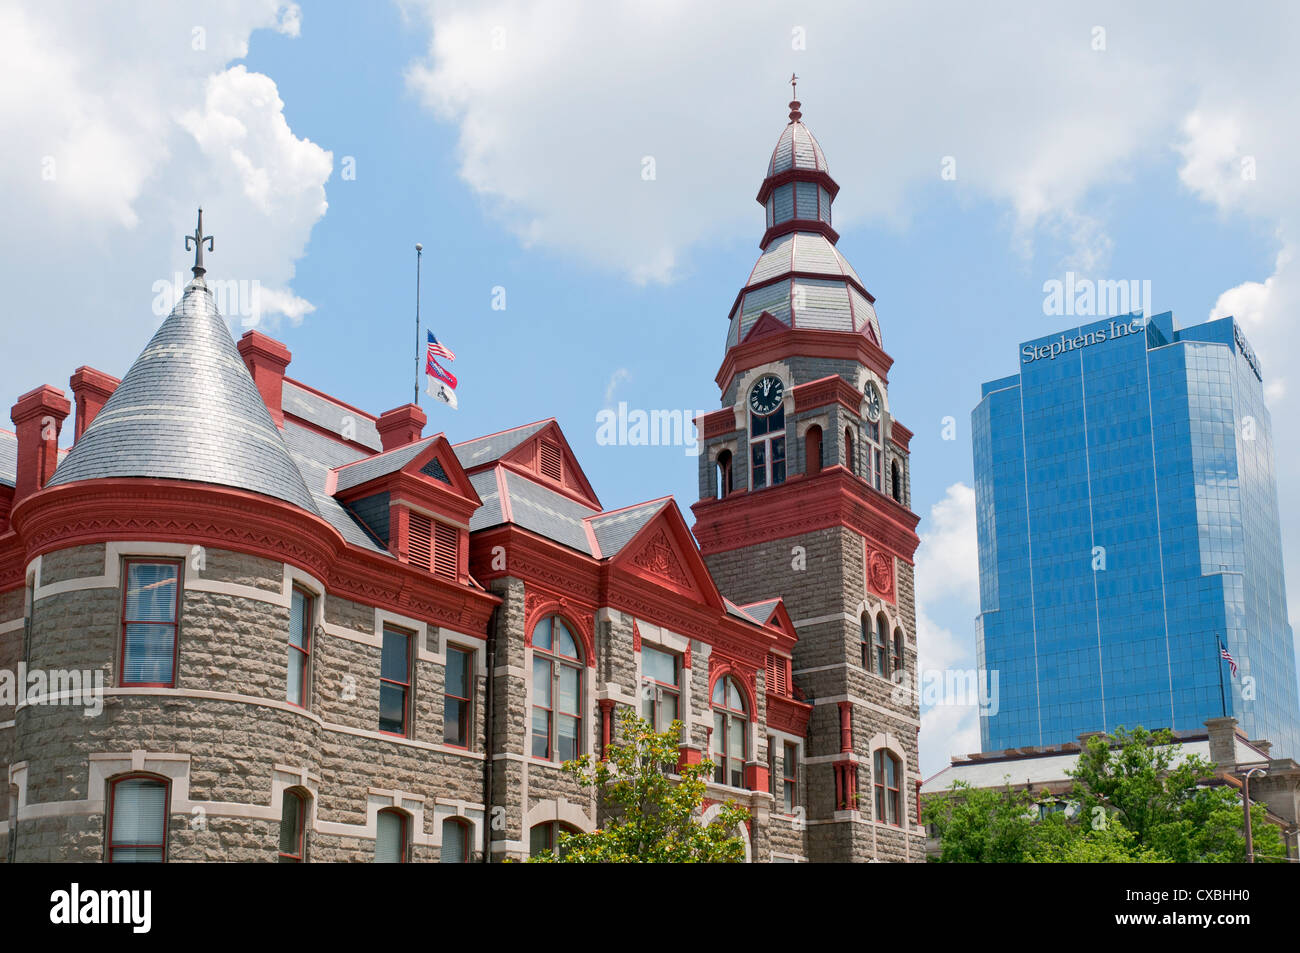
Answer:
[1241,765,1267,863]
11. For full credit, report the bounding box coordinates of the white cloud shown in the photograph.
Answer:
[915,482,979,610]
[0,0,329,410]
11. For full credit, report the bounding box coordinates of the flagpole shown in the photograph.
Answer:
[1215,635,1227,717]
[414,243,423,406]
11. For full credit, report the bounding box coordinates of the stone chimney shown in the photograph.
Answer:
[10,385,71,503]
[376,403,426,451]
[69,366,120,441]
[1204,717,1241,768]
[237,330,291,428]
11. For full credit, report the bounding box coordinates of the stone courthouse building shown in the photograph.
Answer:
[0,95,923,862]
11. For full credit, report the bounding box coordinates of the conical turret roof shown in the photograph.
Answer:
[48,277,320,514]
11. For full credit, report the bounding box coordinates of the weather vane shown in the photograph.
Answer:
[788,73,802,122]
[185,207,214,278]
[790,72,798,99]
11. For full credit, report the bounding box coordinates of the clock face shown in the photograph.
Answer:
[864,382,882,422]
[748,375,784,416]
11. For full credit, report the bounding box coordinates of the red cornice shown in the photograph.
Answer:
[768,694,813,737]
[716,327,894,397]
[691,466,920,564]
[5,479,499,631]
[699,408,737,441]
[889,420,914,451]
[756,167,840,206]
[760,219,840,249]
[791,375,865,416]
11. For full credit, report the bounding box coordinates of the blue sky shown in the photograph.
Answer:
[3,1,1298,776]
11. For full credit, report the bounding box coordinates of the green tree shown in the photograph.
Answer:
[529,707,750,862]
[924,781,1041,863]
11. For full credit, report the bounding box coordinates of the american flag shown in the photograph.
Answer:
[1220,643,1238,677]
[427,330,455,362]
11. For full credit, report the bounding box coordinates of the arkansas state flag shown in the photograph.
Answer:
[425,331,459,410]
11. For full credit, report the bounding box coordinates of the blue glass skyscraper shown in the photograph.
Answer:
[973,311,1300,758]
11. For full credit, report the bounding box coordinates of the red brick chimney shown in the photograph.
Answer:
[69,366,120,441]
[376,403,427,451]
[10,385,71,503]
[237,330,291,428]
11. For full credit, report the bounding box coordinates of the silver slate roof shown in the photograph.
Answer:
[588,500,668,557]
[453,420,549,470]
[498,469,596,554]
[280,422,385,553]
[282,380,381,451]
[334,435,438,493]
[48,278,320,515]
[767,120,828,177]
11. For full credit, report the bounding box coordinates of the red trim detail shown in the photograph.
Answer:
[631,619,642,653]
[598,698,615,760]
[756,166,840,206]
[9,385,71,504]
[692,466,920,564]
[791,375,867,417]
[5,478,500,631]
[716,327,892,399]
[759,219,840,249]
[375,403,426,451]
[741,311,791,344]
[699,408,738,441]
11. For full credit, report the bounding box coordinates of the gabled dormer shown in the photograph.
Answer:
[477,419,601,510]
[330,433,481,585]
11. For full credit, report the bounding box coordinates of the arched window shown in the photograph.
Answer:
[860,613,871,670]
[805,425,823,477]
[107,774,169,863]
[891,628,905,677]
[890,459,903,502]
[716,449,733,499]
[375,808,408,863]
[529,821,581,859]
[843,427,855,474]
[872,613,889,677]
[532,616,583,762]
[873,750,902,826]
[279,788,308,862]
[864,420,883,490]
[441,817,471,863]
[711,676,748,788]
[288,587,313,708]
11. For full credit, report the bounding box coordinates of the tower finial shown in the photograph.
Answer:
[788,73,802,123]
[185,207,214,279]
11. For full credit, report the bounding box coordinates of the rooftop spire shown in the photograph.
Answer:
[185,207,214,279]
[788,72,801,122]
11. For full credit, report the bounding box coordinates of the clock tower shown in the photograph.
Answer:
[692,91,924,861]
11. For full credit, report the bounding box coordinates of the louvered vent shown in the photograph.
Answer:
[433,521,458,579]
[407,512,457,579]
[765,654,789,696]
[409,511,432,569]
[539,440,563,481]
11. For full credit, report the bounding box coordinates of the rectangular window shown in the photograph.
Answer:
[108,776,169,863]
[783,743,798,813]
[121,560,181,687]
[531,655,552,759]
[288,587,312,708]
[379,627,411,736]
[557,664,580,761]
[751,442,767,489]
[444,646,472,747]
[640,645,681,732]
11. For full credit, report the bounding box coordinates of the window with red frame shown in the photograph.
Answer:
[120,560,181,687]
[379,626,412,736]
[107,775,169,863]
[529,821,579,859]
[288,587,312,708]
[375,809,407,863]
[278,789,307,862]
[783,742,799,814]
[441,817,470,863]
[640,644,680,733]
[711,676,748,788]
[874,749,902,826]
[444,646,472,747]
[531,616,582,761]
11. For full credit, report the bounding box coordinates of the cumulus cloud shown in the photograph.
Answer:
[0,0,330,409]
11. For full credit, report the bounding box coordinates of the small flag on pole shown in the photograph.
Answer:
[1220,643,1238,677]
[426,330,459,410]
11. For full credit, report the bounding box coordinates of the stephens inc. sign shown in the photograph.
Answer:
[1021,316,1145,365]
